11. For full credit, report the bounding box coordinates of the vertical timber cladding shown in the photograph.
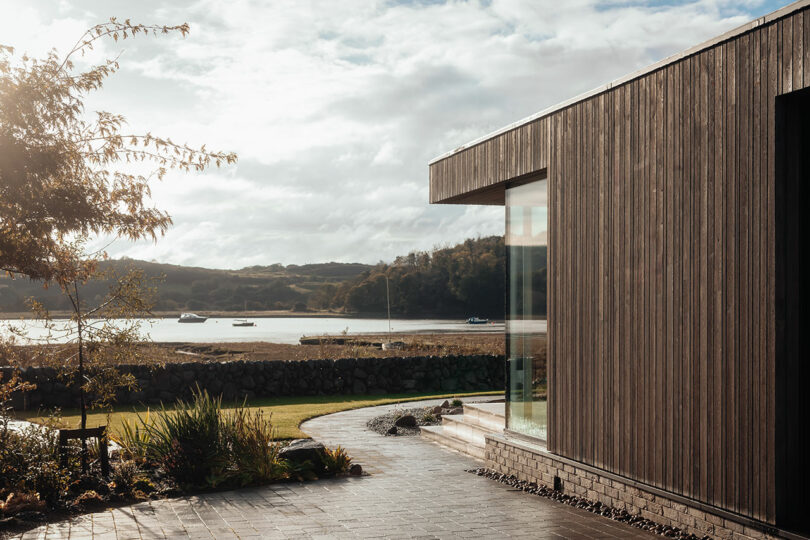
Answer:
[428,6,810,526]
[428,117,550,204]
[547,9,809,525]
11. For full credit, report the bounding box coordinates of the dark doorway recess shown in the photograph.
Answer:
[775,86,810,536]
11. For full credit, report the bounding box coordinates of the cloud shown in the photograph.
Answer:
[0,0,783,267]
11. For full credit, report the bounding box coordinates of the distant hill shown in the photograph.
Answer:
[0,259,373,314]
[0,236,506,317]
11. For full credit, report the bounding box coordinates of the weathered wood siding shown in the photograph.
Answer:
[429,6,810,525]
[428,118,549,204]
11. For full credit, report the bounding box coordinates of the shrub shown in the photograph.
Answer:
[110,460,138,493]
[421,412,436,423]
[321,446,351,476]
[0,421,67,505]
[28,460,69,505]
[451,398,463,407]
[0,373,73,512]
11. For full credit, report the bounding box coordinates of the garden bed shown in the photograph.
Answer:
[365,399,464,436]
[0,388,353,537]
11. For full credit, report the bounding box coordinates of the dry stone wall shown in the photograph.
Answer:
[2,354,504,410]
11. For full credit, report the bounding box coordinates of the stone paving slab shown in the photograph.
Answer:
[8,399,656,539]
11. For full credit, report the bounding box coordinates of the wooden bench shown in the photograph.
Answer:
[58,426,110,476]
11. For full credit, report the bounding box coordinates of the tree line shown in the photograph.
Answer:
[311,236,505,317]
[0,237,505,317]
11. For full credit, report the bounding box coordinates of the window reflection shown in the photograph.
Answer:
[506,180,548,440]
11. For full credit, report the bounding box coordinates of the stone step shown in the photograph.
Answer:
[419,425,486,460]
[419,401,505,460]
[440,414,499,447]
[462,402,506,432]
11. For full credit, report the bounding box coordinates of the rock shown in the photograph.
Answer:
[394,414,417,428]
[432,405,443,414]
[441,400,450,408]
[349,464,363,476]
[387,426,398,435]
[279,439,325,471]
[448,407,463,415]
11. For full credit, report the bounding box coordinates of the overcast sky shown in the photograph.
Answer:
[1,0,787,269]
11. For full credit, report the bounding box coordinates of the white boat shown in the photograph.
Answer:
[466,316,489,324]
[232,301,255,327]
[178,313,207,323]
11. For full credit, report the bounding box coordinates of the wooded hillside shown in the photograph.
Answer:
[0,236,505,316]
[315,236,505,317]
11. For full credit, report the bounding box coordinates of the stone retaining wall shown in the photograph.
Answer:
[2,354,504,410]
[486,434,782,540]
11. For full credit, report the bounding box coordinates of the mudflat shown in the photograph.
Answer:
[7,332,506,368]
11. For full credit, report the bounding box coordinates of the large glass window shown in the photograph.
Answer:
[506,179,548,440]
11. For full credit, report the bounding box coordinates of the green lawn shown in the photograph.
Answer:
[17,390,501,440]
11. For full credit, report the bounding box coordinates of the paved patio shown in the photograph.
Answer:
[10,399,655,539]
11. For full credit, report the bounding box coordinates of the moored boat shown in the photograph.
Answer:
[466,316,489,324]
[232,319,255,327]
[178,312,207,323]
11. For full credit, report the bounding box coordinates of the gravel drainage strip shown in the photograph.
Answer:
[468,468,711,540]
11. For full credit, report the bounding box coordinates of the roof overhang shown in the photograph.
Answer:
[428,0,810,205]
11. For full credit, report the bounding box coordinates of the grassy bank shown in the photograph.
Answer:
[18,390,502,440]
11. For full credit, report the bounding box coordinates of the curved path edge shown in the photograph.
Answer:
[9,398,654,539]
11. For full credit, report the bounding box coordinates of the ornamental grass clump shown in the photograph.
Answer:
[223,406,287,487]
[127,387,353,490]
[136,387,295,489]
[110,412,153,464]
[140,388,229,488]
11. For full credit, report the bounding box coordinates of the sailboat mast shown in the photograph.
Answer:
[385,275,392,338]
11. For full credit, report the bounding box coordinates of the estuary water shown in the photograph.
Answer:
[0,317,505,345]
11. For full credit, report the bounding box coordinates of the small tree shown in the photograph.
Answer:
[0,19,237,472]
[26,257,163,473]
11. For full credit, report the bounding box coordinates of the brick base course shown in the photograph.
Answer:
[485,434,786,540]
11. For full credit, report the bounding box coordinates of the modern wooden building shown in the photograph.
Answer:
[429,2,810,538]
